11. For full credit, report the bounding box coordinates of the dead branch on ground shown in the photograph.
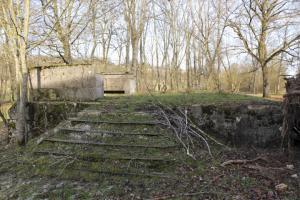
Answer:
[220,156,267,167]
[146,88,225,159]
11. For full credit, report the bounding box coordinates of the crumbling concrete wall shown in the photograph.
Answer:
[30,64,104,101]
[282,74,300,147]
[190,103,282,148]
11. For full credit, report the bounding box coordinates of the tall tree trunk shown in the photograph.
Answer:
[131,38,139,74]
[62,38,72,64]
[16,73,28,145]
[262,65,270,98]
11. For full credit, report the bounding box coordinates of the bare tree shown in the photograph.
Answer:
[0,0,31,144]
[40,0,91,63]
[230,0,300,97]
[124,0,148,79]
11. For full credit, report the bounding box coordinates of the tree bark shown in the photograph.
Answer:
[262,65,270,98]
[131,38,139,74]
[0,110,8,128]
[62,37,72,64]
[16,73,28,145]
[125,28,130,69]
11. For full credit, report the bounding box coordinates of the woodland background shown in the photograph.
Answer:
[0,0,300,103]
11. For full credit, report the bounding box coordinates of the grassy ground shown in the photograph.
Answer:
[0,92,299,199]
[103,92,270,105]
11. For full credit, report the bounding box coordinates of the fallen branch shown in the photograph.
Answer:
[244,164,292,172]
[147,191,221,200]
[176,108,226,147]
[220,156,267,167]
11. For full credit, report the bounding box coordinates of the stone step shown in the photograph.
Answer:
[59,127,162,137]
[42,138,179,149]
[32,152,179,179]
[68,118,160,126]
[36,142,181,158]
[72,168,174,179]
[56,133,176,146]
[76,110,151,117]
[34,151,177,163]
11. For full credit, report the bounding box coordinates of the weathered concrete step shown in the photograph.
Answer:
[43,138,179,149]
[34,151,177,163]
[37,142,182,159]
[73,168,174,179]
[37,167,175,179]
[59,127,162,137]
[55,132,175,146]
[76,110,152,116]
[69,118,160,125]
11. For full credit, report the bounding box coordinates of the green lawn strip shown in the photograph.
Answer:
[95,92,269,107]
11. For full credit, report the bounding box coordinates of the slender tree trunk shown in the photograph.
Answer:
[156,45,160,91]
[125,29,130,69]
[0,110,8,127]
[131,37,139,90]
[90,3,97,59]
[186,34,191,90]
[139,36,144,64]
[252,71,256,94]
[275,53,284,94]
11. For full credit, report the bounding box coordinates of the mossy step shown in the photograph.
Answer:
[73,168,175,179]
[34,151,177,163]
[70,123,169,134]
[42,138,180,149]
[54,132,175,146]
[77,110,153,116]
[31,156,179,179]
[76,112,155,121]
[33,167,176,181]
[59,128,162,137]
[69,118,160,125]
[36,142,184,159]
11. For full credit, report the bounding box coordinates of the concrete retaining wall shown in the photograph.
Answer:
[190,103,282,148]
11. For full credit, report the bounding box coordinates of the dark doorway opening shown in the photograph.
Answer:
[104,90,125,94]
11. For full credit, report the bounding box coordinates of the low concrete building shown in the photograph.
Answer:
[99,73,136,94]
[30,64,104,101]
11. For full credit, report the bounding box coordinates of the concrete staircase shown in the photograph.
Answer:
[30,100,188,198]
